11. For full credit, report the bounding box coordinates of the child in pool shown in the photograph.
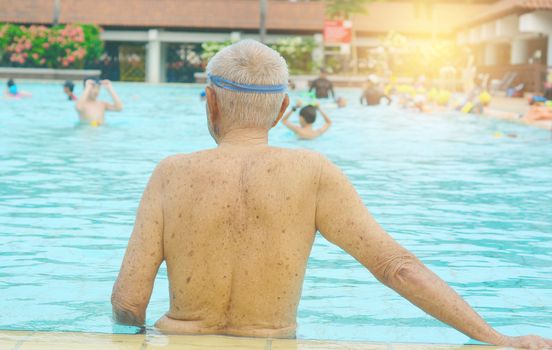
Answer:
[4,79,32,98]
[523,103,552,121]
[76,77,123,126]
[63,81,77,101]
[281,100,332,140]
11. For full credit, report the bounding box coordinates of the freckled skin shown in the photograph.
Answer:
[157,147,320,336]
[112,144,323,337]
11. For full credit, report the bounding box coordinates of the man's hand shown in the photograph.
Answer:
[102,80,123,111]
[85,79,95,89]
[497,335,552,349]
[101,80,113,89]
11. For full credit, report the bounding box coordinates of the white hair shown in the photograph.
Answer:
[206,39,289,129]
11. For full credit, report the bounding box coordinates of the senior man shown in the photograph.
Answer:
[112,40,551,349]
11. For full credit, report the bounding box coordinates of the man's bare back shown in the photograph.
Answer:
[153,146,321,337]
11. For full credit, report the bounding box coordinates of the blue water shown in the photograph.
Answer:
[0,82,551,344]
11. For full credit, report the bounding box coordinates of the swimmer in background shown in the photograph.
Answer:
[360,75,391,106]
[321,96,347,109]
[336,96,347,108]
[76,77,123,126]
[523,102,552,122]
[281,100,332,140]
[4,78,32,98]
[309,68,335,99]
[63,81,77,101]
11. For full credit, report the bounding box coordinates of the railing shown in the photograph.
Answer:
[478,63,550,94]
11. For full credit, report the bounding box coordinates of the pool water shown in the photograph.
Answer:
[1,82,551,344]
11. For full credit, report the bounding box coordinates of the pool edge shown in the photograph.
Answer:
[0,330,507,349]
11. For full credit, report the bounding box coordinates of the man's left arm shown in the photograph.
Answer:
[111,159,169,326]
[315,106,332,137]
[314,158,552,348]
[102,80,123,111]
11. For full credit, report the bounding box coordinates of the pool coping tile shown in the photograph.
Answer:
[0,331,507,350]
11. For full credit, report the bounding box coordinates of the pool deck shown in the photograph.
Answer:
[0,330,510,350]
[485,96,552,131]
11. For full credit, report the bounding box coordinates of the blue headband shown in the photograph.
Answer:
[208,73,286,94]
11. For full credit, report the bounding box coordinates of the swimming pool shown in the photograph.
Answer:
[1,82,551,344]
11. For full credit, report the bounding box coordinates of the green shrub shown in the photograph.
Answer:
[201,37,318,75]
[271,37,317,74]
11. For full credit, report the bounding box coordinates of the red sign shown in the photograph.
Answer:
[323,20,352,44]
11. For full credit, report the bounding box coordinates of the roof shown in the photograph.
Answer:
[458,0,552,28]
[517,0,552,9]
[0,0,325,33]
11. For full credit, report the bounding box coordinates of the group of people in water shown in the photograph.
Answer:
[4,65,552,139]
[354,73,552,124]
[4,77,123,127]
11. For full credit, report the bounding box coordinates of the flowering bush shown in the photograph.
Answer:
[0,23,103,69]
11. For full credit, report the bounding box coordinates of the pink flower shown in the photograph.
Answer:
[68,56,75,63]
[40,58,46,65]
[32,53,39,60]
[43,43,49,49]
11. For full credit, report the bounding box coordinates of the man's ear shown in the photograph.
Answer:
[205,86,219,127]
[272,94,290,128]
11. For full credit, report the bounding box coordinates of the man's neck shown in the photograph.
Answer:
[218,127,269,147]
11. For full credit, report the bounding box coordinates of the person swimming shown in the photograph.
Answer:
[360,76,391,106]
[63,81,77,101]
[7,79,17,95]
[281,100,332,140]
[309,68,335,99]
[75,77,123,126]
[4,78,31,98]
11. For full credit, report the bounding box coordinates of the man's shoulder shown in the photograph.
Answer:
[156,150,211,170]
[270,147,327,164]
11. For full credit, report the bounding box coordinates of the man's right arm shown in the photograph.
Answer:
[329,81,335,99]
[314,157,551,349]
[281,102,303,136]
[76,81,93,111]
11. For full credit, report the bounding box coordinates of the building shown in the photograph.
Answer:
[456,0,552,93]
[333,1,492,75]
[2,0,550,91]
[340,0,551,92]
[0,0,324,83]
